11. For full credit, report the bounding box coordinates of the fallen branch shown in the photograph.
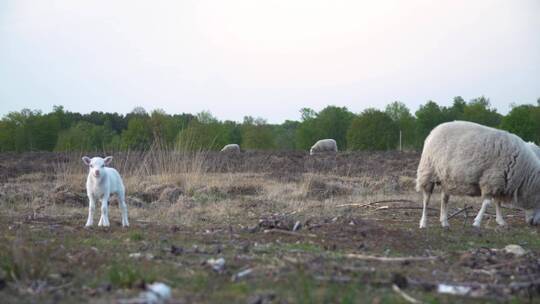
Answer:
[447,206,473,220]
[344,253,438,262]
[263,229,317,238]
[336,199,417,208]
[392,284,424,304]
[374,206,438,212]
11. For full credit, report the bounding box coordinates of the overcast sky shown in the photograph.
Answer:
[1,0,539,123]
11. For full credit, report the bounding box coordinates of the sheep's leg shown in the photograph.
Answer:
[440,193,450,228]
[495,200,506,226]
[85,195,96,227]
[473,198,491,228]
[119,191,129,227]
[98,194,110,227]
[419,189,432,228]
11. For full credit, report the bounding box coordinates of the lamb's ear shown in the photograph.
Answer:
[82,156,91,166]
[104,156,113,166]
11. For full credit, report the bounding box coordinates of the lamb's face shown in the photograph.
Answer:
[525,209,540,226]
[82,156,113,179]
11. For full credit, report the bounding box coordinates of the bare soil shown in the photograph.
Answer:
[1,151,539,303]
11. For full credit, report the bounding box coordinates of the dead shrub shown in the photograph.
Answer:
[304,176,351,200]
[158,186,184,203]
[51,184,86,206]
[225,184,263,196]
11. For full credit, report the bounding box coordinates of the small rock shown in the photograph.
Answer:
[246,292,276,304]
[504,244,527,257]
[170,245,184,255]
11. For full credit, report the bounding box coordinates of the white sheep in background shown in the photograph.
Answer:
[416,121,540,229]
[221,144,241,152]
[82,156,129,227]
[310,139,338,155]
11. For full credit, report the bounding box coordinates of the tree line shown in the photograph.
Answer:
[0,96,539,152]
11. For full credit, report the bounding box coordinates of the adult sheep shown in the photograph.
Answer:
[310,139,338,155]
[416,121,540,228]
[221,144,240,152]
[527,142,540,159]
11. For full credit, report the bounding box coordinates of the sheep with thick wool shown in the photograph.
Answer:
[527,142,540,159]
[82,156,129,227]
[221,144,241,152]
[310,139,338,155]
[416,121,540,228]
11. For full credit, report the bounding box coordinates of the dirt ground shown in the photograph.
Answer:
[1,151,540,303]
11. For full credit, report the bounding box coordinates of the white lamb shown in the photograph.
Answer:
[221,144,240,152]
[310,139,338,155]
[82,156,129,227]
[416,121,540,229]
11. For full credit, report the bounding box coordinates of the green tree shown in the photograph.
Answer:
[501,104,540,143]
[241,117,276,150]
[274,120,300,150]
[296,106,354,150]
[347,109,399,150]
[177,111,230,150]
[55,121,117,151]
[461,96,502,127]
[121,117,153,150]
[415,101,451,148]
[385,101,416,149]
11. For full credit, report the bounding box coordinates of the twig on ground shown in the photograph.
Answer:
[447,206,473,220]
[336,199,417,208]
[47,282,74,293]
[344,253,438,262]
[392,284,424,304]
[263,229,317,238]
[374,206,438,212]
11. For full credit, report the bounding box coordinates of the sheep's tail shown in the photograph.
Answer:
[415,153,432,193]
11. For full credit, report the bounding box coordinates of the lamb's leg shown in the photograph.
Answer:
[119,191,129,227]
[495,200,507,226]
[473,198,491,228]
[85,195,96,227]
[419,189,432,228]
[440,193,450,228]
[98,195,110,227]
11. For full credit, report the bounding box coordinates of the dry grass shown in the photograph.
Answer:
[2,150,539,303]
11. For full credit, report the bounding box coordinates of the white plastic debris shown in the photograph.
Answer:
[119,282,172,304]
[206,257,226,273]
[232,268,253,282]
[504,244,527,257]
[129,252,154,260]
[437,284,471,296]
[141,282,172,304]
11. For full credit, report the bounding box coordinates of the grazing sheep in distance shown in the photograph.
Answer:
[416,121,540,228]
[82,156,129,227]
[310,139,338,155]
[221,144,241,152]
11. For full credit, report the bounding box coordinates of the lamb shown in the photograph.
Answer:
[82,156,129,227]
[310,139,338,155]
[416,121,540,229]
[221,144,241,152]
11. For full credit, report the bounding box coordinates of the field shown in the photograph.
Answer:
[1,150,540,303]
